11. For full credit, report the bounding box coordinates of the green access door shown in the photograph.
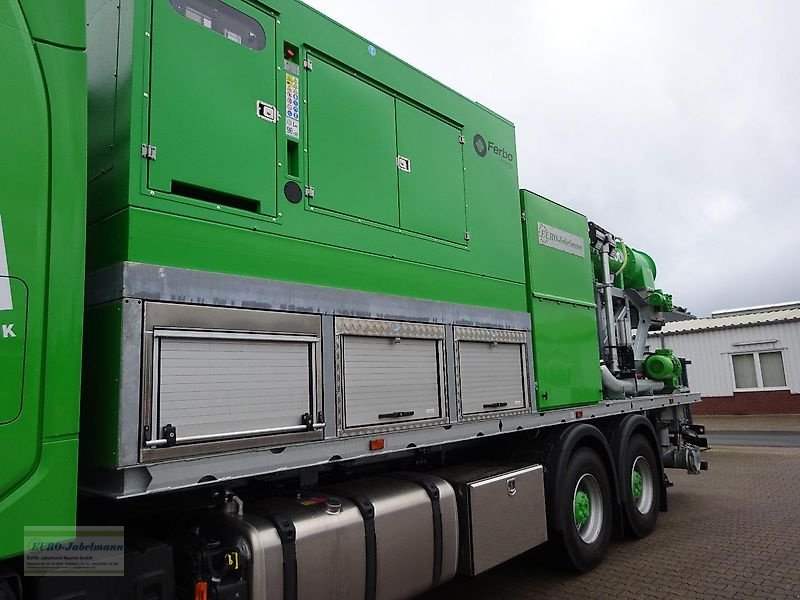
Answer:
[307,56,399,226]
[396,101,467,244]
[148,0,278,215]
[521,191,602,411]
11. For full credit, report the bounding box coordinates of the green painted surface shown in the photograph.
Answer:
[631,470,643,500]
[574,490,590,526]
[307,55,400,226]
[521,191,602,411]
[148,0,278,215]
[396,100,467,244]
[87,0,526,315]
[644,348,682,391]
[0,2,86,560]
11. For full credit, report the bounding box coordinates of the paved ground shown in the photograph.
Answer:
[708,431,800,447]
[700,415,800,432]
[422,446,800,599]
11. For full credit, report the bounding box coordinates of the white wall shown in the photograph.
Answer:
[651,321,800,397]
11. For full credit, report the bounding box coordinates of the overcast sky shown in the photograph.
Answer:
[303,1,800,316]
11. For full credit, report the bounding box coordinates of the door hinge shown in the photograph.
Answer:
[396,155,412,173]
[458,135,465,144]
[257,101,280,123]
[303,57,313,71]
[141,144,157,160]
[305,186,316,198]
[464,231,471,241]
[521,210,527,222]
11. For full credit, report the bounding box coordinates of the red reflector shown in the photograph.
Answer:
[286,48,296,58]
[195,581,208,600]
[575,410,584,419]
[369,438,385,451]
[669,398,675,404]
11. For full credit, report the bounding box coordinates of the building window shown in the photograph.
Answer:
[732,351,787,390]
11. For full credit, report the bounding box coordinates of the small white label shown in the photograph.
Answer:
[537,222,585,258]
[0,215,12,311]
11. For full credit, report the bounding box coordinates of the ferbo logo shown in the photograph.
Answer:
[473,134,488,157]
[472,133,514,163]
[0,215,12,312]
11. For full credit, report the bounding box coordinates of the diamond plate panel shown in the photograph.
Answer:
[336,317,445,340]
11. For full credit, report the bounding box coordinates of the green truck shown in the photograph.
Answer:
[0,1,706,598]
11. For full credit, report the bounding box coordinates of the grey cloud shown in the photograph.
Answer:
[303,0,800,315]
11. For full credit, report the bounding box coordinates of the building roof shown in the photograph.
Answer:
[711,301,800,319]
[652,307,800,335]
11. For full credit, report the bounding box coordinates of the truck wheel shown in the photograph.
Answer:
[621,434,660,538]
[0,581,17,600]
[555,447,613,572]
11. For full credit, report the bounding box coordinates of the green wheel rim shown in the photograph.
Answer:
[574,490,591,526]
[631,455,654,514]
[631,470,643,500]
[573,474,603,543]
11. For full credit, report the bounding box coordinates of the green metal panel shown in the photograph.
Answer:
[148,0,278,215]
[523,191,596,306]
[0,1,86,560]
[18,0,86,48]
[529,299,603,410]
[396,100,466,244]
[307,55,400,226]
[87,0,527,312]
[521,191,602,411]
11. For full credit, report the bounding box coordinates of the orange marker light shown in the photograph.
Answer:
[195,581,208,600]
[369,438,385,451]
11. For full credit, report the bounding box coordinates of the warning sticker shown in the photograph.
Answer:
[285,73,300,138]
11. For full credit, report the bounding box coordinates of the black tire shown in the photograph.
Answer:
[552,447,613,572]
[620,434,660,539]
[0,581,17,600]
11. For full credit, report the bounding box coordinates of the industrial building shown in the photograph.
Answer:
[649,303,800,415]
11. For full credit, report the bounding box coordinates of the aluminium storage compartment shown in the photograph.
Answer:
[329,474,459,600]
[141,303,324,460]
[454,327,530,419]
[435,464,547,575]
[335,318,448,434]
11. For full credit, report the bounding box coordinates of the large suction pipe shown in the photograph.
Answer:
[600,249,619,373]
[600,364,665,397]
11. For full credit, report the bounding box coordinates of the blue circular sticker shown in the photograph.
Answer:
[368,44,377,57]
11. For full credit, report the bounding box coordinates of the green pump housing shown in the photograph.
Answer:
[644,349,683,392]
[591,242,673,311]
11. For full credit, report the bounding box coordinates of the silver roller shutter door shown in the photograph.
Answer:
[342,336,442,428]
[157,336,313,439]
[458,342,526,414]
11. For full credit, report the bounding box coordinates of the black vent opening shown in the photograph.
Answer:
[171,181,260,213]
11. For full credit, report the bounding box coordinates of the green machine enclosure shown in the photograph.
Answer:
[86,0,527,311]
[521,191,602,411]
[0,0,86,559]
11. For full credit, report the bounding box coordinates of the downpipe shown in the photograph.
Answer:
[600,364,665,396]
[662,446,703,474]
[658,424,707,475]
